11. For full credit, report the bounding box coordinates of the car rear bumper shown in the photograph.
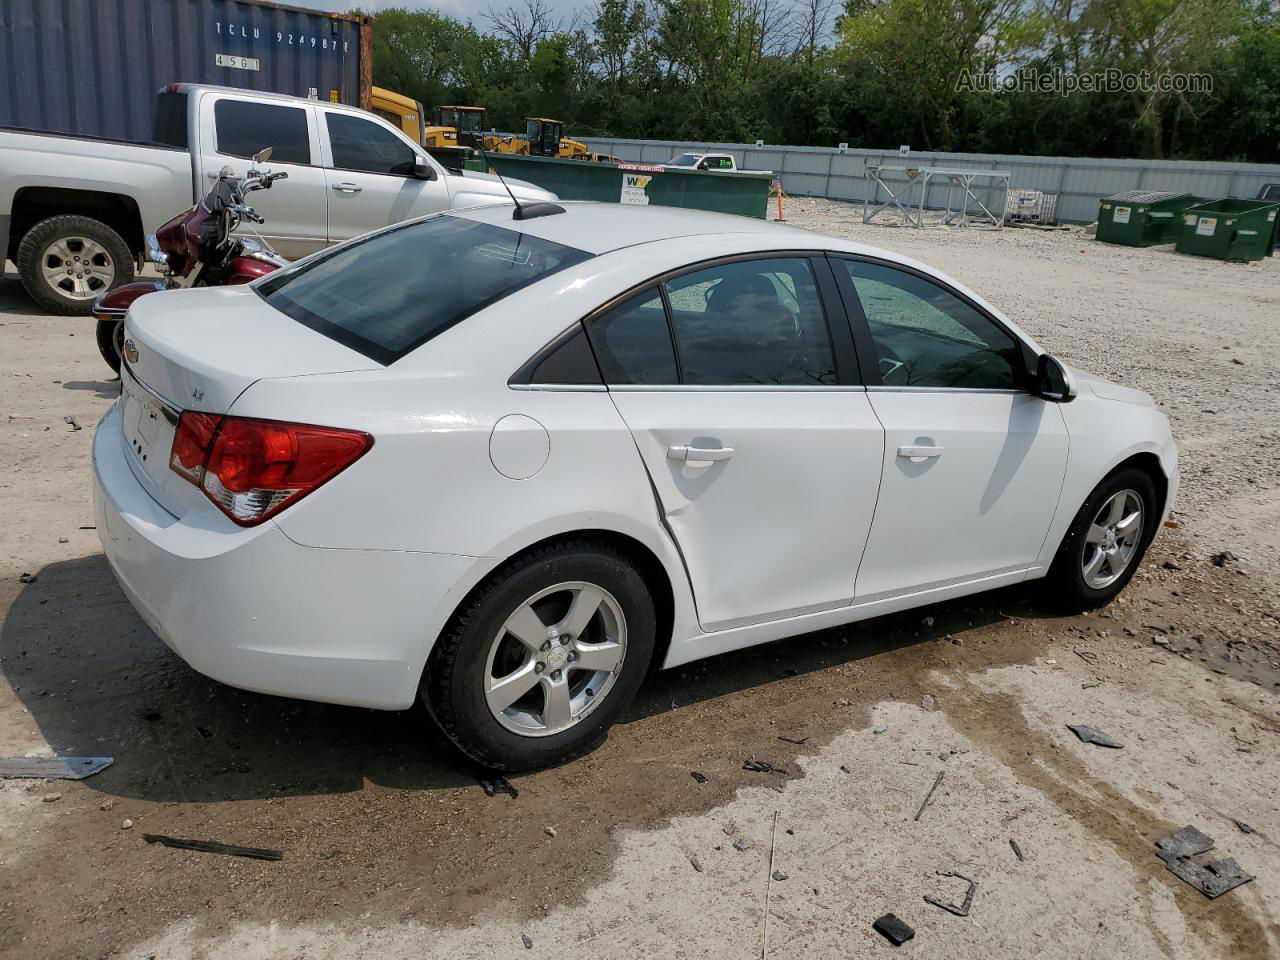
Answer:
[92,403,476,710]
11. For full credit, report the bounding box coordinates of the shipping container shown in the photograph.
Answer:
[0,0,372,143]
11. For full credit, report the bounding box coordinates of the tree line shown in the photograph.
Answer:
[367,0,1280,162]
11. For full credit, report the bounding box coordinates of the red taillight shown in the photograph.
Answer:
[169,412,372,526]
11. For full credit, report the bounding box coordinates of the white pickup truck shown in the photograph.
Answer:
[0,83,554,314]
[663,152,772,175]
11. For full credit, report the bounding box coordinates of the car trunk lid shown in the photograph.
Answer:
[118,285,378,518]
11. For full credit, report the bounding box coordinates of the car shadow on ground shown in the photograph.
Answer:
[1,552,1034,806]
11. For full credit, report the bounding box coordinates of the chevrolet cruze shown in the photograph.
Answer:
[93,201,1177,770]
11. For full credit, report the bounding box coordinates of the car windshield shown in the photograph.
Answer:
[257,215,592,365]
[668,154,700,167]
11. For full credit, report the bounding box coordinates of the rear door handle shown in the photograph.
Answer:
[668,444,734,463]
[897,444,943,459]
[332,182,362,194]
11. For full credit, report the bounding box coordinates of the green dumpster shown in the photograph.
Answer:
[1176,197,1280,262]
[481,154,771,219]
[1095,191,1197,246]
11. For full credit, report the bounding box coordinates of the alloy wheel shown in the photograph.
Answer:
[40,237,116,301]
[1081,489,1144,589]
[483,581,627,737]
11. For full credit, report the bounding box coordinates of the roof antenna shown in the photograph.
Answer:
[472,140,565,221]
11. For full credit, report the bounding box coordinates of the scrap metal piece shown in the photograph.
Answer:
[0,756,113,780]
[923,871,977,917]
[1010,839,1025,862]
[872,913,915,946]
[1066,724,1124,748]
[1155,826,1254,899]
[743,759,776,773]
[690,771,708,784]
[479,775,518,799]
[143,834,283,861]
[913,771,945,821]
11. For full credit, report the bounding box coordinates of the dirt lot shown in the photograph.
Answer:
[2,207,1279,960]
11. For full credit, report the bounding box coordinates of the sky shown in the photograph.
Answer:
[302,0,587,26]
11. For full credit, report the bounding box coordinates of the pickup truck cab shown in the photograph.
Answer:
[665,152,740,172]
[1,83,554,314]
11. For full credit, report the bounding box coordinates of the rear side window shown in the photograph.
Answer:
[591,292,678,384]
[259,216,592,365]
[326,113,416,175]
[215,100,311,165]
[151,91,188,148]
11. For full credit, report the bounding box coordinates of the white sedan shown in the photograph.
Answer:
[93,201,1177,770]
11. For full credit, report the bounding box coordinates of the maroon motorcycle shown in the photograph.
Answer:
[92,149,289,372]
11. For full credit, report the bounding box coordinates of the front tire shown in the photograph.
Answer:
[96,318,123,374]
[16,215,134,315]
[423,540,656,771]
[1045,466,1158,610]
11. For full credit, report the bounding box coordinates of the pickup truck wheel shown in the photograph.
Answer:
[16,216,134,316]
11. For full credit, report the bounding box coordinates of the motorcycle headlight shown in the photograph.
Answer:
[145,234,168,266]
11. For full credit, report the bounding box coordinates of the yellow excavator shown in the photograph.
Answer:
[370,87,427,144]
[489,118,588,159]
[426,105,489,149]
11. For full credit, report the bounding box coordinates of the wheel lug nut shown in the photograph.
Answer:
[567,651,578,662]
[550,669,562,681]
[540,640,551,652]
[534,662,545,674]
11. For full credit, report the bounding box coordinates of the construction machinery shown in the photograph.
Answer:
[370,87,426,144]
[425,105,488,149]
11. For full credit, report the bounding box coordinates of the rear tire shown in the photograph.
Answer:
[16,215,134,316]
[1044,466,1159,611]
[96,319,123,374]
[422,540,656,771]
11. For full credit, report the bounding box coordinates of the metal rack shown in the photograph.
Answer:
[862,165,1012,228]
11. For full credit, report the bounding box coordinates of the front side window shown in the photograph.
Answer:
[667,154,699,167]
[841,260,1025,389]
[259,216,592,365]
[326,113,416,175]
[665,258,836,386]
[214,99,311,164]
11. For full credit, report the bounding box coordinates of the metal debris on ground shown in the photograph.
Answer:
[733,837,752,852]
[872,913,915,946]
[690,771,708,783]
[839,765,851,774]
[1154,825,1254,898]
[1066,724,1124,748]
[771,869,788,881]
[923,871,977,917]
[142,834,283,861]
[743,759,776,773]
[873,724,889,734]
[0,756,112,780]
[63,415,81,431]
[521,933,534,949]
[1211,551,1238,567]
[479,775,518,799]
[18,573,37,584]
[777,736,808,745]
[689,854,703,873]
[1010,838,1025,861]
[913,771,946,822]
[1233,819,1255,834]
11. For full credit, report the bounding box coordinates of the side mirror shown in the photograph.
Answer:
[253,147,273,163]
[1036,354,1077,402]
[413,154,437,181]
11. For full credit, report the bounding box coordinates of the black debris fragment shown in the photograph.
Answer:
[1211,551,1238,567]
[772,869,788,881]
[1233,819,1255,835]
[18,573,37,584]
[1155,826,1254,899]
[0,756,113,780]
[143,834,283,861]
[479,775,518,799]
[777,736,809,745]
[1010,839,1025,862]
[690,771,707,784]
[913,771,945,822]
[63,415,81,431]
[521,933,533,949]
[732,837,752,852]
[195,726,213,739]
[743,759,774,773]
[872,914,915,946]
[1066,724,1124,748]
[923,871,977,917]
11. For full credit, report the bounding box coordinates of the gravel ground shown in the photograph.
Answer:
[1,208,1278,960]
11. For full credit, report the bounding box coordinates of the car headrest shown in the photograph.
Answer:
[705,273,777,313]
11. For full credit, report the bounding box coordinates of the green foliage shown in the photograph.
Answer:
[364,0,1279,162]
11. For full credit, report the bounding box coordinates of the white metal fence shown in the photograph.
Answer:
[581,137,1280,224]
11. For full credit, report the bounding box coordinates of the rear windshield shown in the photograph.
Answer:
[258,216,592,365]
[668,154,699,167]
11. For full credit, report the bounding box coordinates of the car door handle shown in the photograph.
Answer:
[897,444,944,459]
[668,444,734,463]
[331,182,362,194]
